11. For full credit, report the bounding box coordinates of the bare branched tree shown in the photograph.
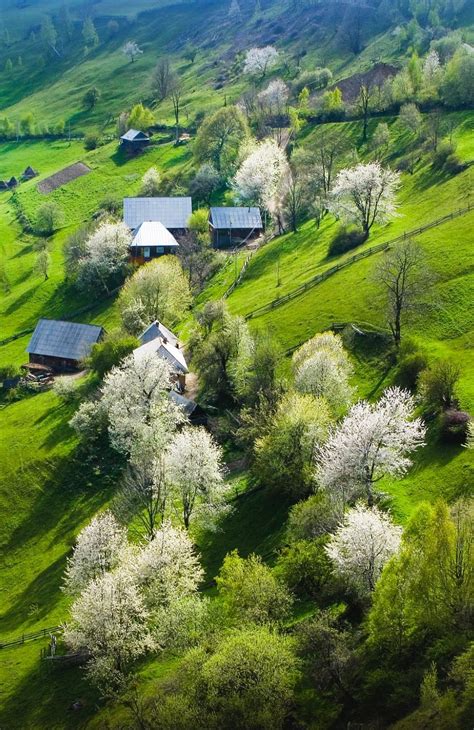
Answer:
[374,239,431,349]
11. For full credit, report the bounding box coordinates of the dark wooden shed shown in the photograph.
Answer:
[26,319,104,371]
[120,129,150,154]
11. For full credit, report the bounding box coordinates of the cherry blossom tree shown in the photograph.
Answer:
[293,332,354,415]
[165,426,227,529]
[77,221,131,294]
[63,511,128,595]
[133,521,204,608]
[316,387,425,511]
[140,166,161,196]
[116,456,169,540]
[325,503,402,596]
[257,79,289,115]
[123,40,143,63]
[101,352,183,459]
[243,46,279,78]
[64,568,151,694]
[328,162,401,237]
[233,139,289,212]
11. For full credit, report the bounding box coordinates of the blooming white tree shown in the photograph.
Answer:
[423,50,442,87]
[243,46,279,78]
[465,421,474,449]
[133,521,204,607]
[293,332,354,414]
[316,387,425,511]
[69,399,108,446]
[64,568,151,694]
[233,139,289,211]
[257,79,289,115]
[101,352,183,458]
[165,426,228,529]
[325,503,402,596]
[295,350,354,415]
[328,162,401,236]
[140,166,161,196]
[77,221,131,293]
[122,40,143,63]
[63,511,128,595]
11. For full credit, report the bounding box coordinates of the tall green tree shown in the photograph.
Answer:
[194,106,249,173]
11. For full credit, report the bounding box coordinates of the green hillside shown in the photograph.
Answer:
[0,0,473,727]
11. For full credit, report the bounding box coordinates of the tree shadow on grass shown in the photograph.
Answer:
[3,282,42,317]
[198,485,293,584]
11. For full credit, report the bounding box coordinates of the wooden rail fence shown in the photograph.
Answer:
[0,625,63,650]
[243,203,473,321]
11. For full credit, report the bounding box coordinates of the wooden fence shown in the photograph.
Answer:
[0,625,63,650]
[244,203,473,321]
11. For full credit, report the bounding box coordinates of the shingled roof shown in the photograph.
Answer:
[26,319,103,361]
[134,337,188,374]
[210,207,262,230]
[124,197,192,230]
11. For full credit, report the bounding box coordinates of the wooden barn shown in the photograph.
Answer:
[8,177,18,189]
[120,129,150,154]
[209,206,263,248]
[26,319,104,371]
[130,221,179,264]
[0,181,8,191]
[123,196,192,236]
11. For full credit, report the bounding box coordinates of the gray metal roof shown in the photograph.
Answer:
[120,129,149,142]
[26,319,103,361]
[139,321,179,348]
[210,207,262,230]
[169,391,197,416]
[124,197,192,230]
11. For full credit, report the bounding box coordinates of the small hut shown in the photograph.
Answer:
[8,177,18,189]
[120,129,150,154]
[209,207,263,248]
[23,166,38,180]
[0,181,8,191]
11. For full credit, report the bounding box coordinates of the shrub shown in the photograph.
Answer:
[275,537,333,598]
[328,226,366,256]
[440,410,471,444]
[53,376,78,403]
[432,140,456,169]
[36,202,64,235]
[287,492,339,542]
[88,333,139,378]
[443,153,465,175]
[418,360,461,413]
[396,351,428,391]
[84,133,99,150]
[99,195,121,214]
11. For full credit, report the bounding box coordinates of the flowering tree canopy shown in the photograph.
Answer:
[316,386,425,510]
[101,352,183,458]
[243,46,279,77]
[233,139,289,210]
[325,503,402,596]
[77,221,131,293]
[257,79,289,114]
[165,426,227,529]
[328,162,401,235]
[63,511,128,595]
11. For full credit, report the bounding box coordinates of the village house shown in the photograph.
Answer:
[209,206,263,248]
[124,196,192,237]
[134,321,189,391]
[130,221,179,264]
[120,129,150,154]
[25,319,104,372]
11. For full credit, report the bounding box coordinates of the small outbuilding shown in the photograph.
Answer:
[26,319,104,371]
[130,221,179,263]
[8,177,18,189]
[23,166,38,180]
[209,206,263,248]
[0,181,8,191]
[169,391,207,425]
[124,196,192,235]
[120,129,150,154]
